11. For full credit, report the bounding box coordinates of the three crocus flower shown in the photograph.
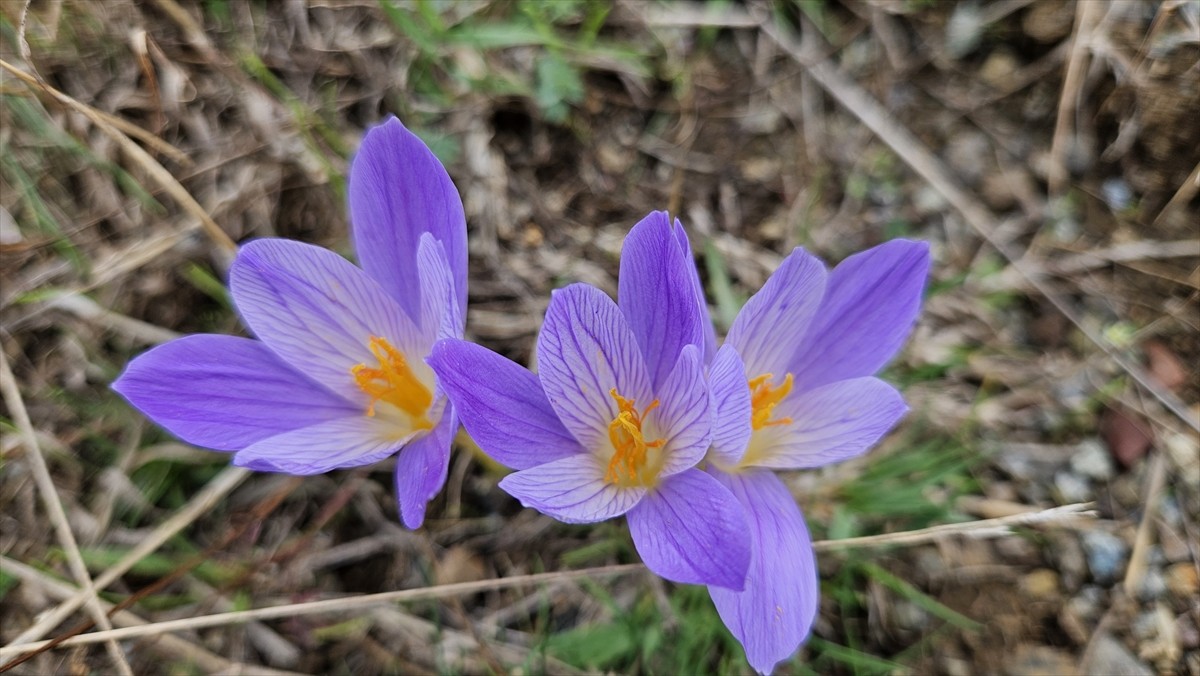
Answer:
[114,116,930,673]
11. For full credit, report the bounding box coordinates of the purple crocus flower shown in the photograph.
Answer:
[112,117,467,528]
[428,212,751,590]
[704,239,930,673]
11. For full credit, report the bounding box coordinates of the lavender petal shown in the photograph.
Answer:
[232,416,409,475]
[536,283,653,451]
[749,377,907,470]
[394,404,456,528]
[618,212,709,390]
[498,454,646,524]
[229,238,427,405]
[427,339,582,470]
[788,239,930,392]
[727,247,826,378]
[112,334,356,451]
[349,117,467,317]
[627,468,750,589]
[708,468,818,676]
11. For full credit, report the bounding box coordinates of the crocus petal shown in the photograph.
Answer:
[349,117,467,318]
[708,469,818,676]
[618,212,709,391]
[498,454,646,524]
[427,339,582,470]
[536,284,653,451]
[416,233,463,344]
[394,405,456,528]
[674,220,717,363]
[229,238,427,404]
[707,345,752,466]
[726,248,826,378]
[651,345,712,477]
[746,377,907,470]
[788,240,930,392]
[233,417,408,475]
[112,335,357,451]
[627,469,750,589]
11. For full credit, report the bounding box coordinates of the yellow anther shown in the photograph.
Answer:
[351,336,433,429]
[748,372,794,430]
[605,388,665,485]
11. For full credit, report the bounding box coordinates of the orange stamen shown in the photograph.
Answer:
[605,388,665,485]
[748,372,794,430]
[351,336,433,429]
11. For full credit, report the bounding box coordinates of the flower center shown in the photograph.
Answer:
[351,336,433,430]
[604,388,665,486]
[749,372,794,430]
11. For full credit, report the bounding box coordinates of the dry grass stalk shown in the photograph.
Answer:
[0,59,236,254]
[0,351,134,675]
[9,467,250,646]
[1,501,1100,659]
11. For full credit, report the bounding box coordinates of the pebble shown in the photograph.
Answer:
[1023,0,1075,43]
[1073,586,1105,620]
[1136,567,1167,601]
[1054,470,1092,504]
[1134,610,1161,640]
[1165,432,1200,489]
[1070,439,1115,481]
[1050,533,1088,591]
[1082,632,1154,676]
[1005,645,1077,676]
[1020,569,1061,600]
[941,656,972,676]
[1081,530,1129,585]
[892,599,930,632]
[945,132,991,186]
[1177,613,1200,650]
[1164,562,1198,599]
[980,48,1020,90]
[1101,178,1133,211]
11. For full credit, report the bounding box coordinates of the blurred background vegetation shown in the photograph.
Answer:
[1,1,1197,674]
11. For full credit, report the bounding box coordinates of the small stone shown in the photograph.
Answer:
[892,599,930,631]
[945,132,991,186]
[980,48,1020,90]
[941,656,972,676]
[1136,568,1167,601]
[596,144,633,174]
[1142,339,1186,392]
[1005,645,1078,676]
[1177,613,1200,650]
[1023,1,1075,43]
[1070,439,1115,481]
[1021,569,1061,599]
[1050,533,1088,591]
[981,171,1017,211]
[1082,530,1129,585]
[1165,562,1199,599]
[1070,586,1105,621]
[1158,519,1191,564]
[1082,632,1154,676]
[1054,471,1092,504]
[1101,178,1134,211]
[1101,406,1154,468]
[1134,610,1161,640]
[1165,432,1200,489]
[914,186,947,215]
[738,157,781,184]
